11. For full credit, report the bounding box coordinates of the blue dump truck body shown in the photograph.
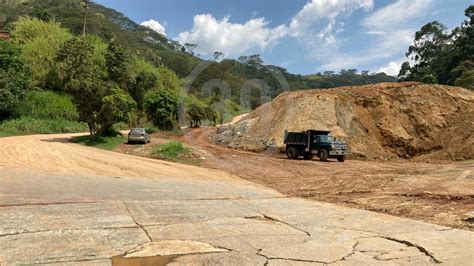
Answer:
[284,130,348,162]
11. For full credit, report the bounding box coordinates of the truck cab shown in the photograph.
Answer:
[284,130,348,162]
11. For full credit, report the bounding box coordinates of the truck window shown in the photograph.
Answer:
[318,135,333,142]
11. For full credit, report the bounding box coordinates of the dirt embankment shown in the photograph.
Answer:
[214,82,474,161]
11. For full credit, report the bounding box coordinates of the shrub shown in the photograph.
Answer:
[186,95,207,128]
[145,89,179,130]
[0,40,30,120]
[152,141,188,159]
[13,90,79,120]
[0,117,88,137]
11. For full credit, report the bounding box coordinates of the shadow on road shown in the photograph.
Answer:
[40,137,73,143]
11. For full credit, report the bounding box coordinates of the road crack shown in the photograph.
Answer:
[256,249,327,265]
[244,214,311,237]
[122,202,153,242]
[376,236,441,263]
[232,200,311,237]
[0,201,102,208]
[0,225,139,238]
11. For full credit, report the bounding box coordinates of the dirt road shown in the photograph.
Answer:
[177,127,474,230]
[1,133,473,264]
[0,133,242,181]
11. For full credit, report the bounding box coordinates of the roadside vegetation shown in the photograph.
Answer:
[0,117,87,137]
[399,6,474,89]
[152,141,189,160]
[148,140,201,165]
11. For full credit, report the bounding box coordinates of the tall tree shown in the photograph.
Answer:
[144,89,179,130]
[57,37,136,135]
[399,4,474,89]
[81,0,91,36]
[105,38,128,85]
[213,51,225,61]
[0,40,30,120]
[12,17,72,88]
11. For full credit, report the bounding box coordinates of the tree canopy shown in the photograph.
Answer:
[0,40,30,120]
[399,5,474,90]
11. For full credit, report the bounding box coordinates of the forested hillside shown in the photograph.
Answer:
[0,0,396,88]
[0,0,398,138]
[399,5,473,90]
[0,0,200,77]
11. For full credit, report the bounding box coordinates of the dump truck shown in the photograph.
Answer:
[284,130,348,162]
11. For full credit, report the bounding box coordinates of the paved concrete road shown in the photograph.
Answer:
[0,134,473,265]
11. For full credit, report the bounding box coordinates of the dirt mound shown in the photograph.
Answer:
[214,82,474,160]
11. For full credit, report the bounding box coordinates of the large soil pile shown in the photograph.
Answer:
[214,82,474,160]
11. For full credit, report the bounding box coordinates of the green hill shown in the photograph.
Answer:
[0,0,397,92]
[0,0,200,77]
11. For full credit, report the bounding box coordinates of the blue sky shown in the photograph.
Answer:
[95,0,472,75]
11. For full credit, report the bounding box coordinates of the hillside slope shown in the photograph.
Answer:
[0,0,200,77]
[0,0,397,89]
[214,82,474,161]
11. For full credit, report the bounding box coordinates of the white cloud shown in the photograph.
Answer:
[289,0,373,37]
[378,61,402,76]
[141,19,167,36]
[175,0,374,58]
[319,0,433,72]
[361,0,432,32]
[287,0,374,66]
[176,14,287,57]
[174,0,432,72]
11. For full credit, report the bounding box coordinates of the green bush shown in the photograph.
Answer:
[144,89,179,130]
[13,90,79,120]
[0,117,88,137]
[0,40,30,120]
[152,141,188,159]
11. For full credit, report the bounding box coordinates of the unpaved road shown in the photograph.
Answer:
[1,133,473,265]
[180,128,474,230]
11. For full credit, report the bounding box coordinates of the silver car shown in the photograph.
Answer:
[127,128,151,144]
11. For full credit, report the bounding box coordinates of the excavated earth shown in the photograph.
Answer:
[214,82,474,161]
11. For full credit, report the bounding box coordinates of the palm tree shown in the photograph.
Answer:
[81,0,91,36]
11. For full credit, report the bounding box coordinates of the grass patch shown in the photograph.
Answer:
[0,117,88,137]
[152,141,189,160]
[71,134,125,150]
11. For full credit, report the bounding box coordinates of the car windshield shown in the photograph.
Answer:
[319,135,334,142]
[131,128,144,134]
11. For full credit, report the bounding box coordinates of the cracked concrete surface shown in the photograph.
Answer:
[0,134,473,265]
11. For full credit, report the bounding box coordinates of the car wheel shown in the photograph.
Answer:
[287,147,299,159]
[318,149,328,162]
[337,155,346,162]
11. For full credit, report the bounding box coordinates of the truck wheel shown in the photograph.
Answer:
[303,153,313,160]
[318,149,328,162]
[337,155,346,162]
[287,147,299,159]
